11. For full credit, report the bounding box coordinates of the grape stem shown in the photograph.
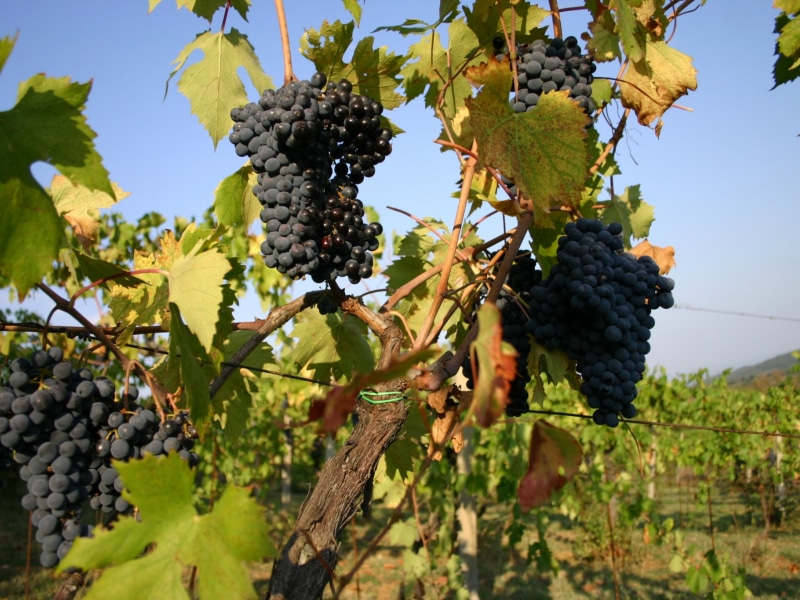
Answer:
[589,107,629,176]
[436,211,534,388]
[412,143,478,351]
[274,0,296,84]
[549,0,563,39]
[220,0,231,32]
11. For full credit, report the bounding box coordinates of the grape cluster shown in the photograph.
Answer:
[525,219,674,426]
[462,254,543,417]
[0,347,199,567]
[507,36,597,115]
[89,406,198,515]
[229,73,390,284]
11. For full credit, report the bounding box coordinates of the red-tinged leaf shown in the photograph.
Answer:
[307,349,437,433]
[518,420,583,511]
[470,303,517,428]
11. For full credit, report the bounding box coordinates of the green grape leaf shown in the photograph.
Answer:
[469,303,516,427]
[58,453,274,600]
[375,1,459,35]
[214,165,260,228]
[301,20,406,110]
[599,184,654,243]
[169,302,214,432]
[619,40,697,134]
[773,8,800,87]
[611,0,646,65]
[167,29,273,147]
[400,21,480,120]
[0,33,17,74]
[527,343,578,407]
[518,420,583,511]
[466,60,589,227]
[591,78,614,107]
[341,0,362,26]
[389,520,419,547]
[384,408,427,481]
[0,73,114,297]
[529,211,570,277]
[214,330,274,439]
[174,0,250,22]
[291,310,374,382]
[587,9,622,61]
[71,252,144,289]
[168,247,232,353]
[463,0,549,47]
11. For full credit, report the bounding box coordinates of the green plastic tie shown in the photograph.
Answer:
[358,389,404,404]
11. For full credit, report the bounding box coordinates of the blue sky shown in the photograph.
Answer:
[2,1,798,378]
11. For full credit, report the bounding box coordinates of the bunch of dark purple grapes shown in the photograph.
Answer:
[525,219,674,426]
[502,35,598,116]
[229,73,390,284]
[0,347,199,568]
[462,254,542,417]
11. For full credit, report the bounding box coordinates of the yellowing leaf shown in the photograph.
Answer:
[168,248,231,352]
[50,174,129,249]
[168,29,273,147]
[629,239,676,274]
[620,40,697,132]
[108,232,179,346]
[518,420,583,511]
[773,7,800,87]
[0,34,16,74]
[58,454,275,600]
[466,59,589,226]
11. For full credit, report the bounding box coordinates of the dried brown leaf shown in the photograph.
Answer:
[629,239,676,274]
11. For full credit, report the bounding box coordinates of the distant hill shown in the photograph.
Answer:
[718,351,799,388]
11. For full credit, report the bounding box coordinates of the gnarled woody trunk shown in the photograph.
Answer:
[266,398,408,599]
[267,295,409,599]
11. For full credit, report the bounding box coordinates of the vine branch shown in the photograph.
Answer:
[274,0,295,84]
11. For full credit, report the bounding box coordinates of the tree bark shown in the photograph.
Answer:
[266,398,408,599]
[267,294,410,599]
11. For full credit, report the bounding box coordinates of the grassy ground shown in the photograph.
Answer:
[2,472,799,599]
